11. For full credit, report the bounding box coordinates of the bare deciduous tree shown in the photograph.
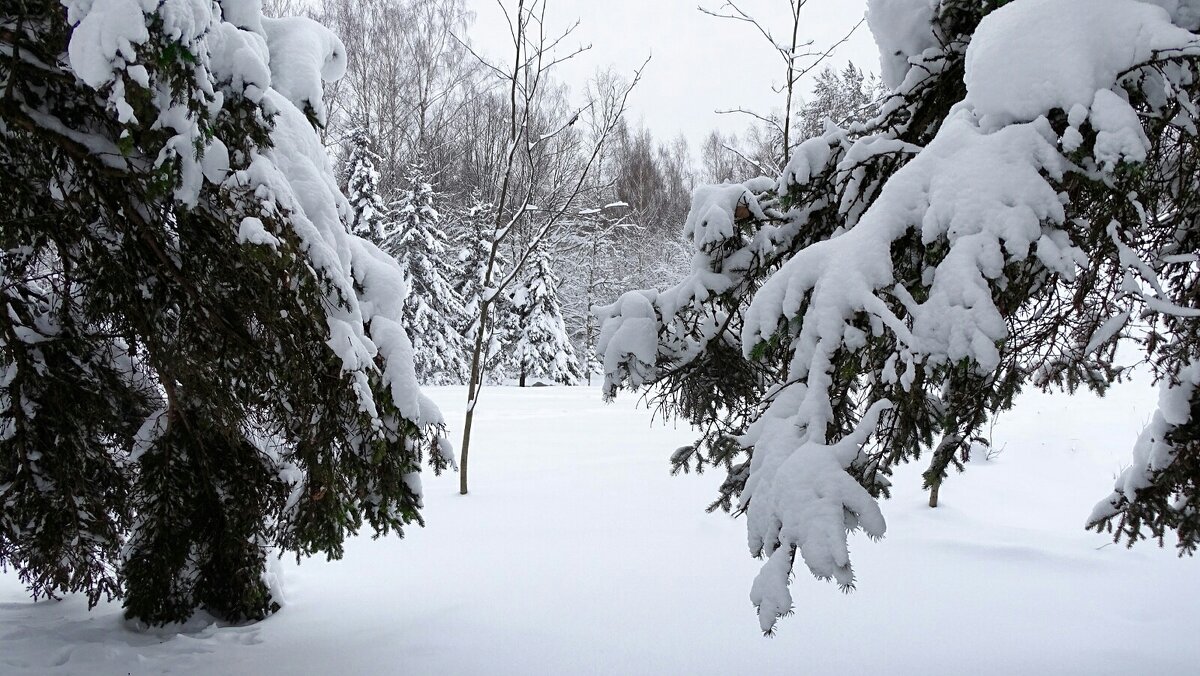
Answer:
[455,0,645,495]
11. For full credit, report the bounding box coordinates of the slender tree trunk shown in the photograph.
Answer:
[584,333,593,386]
[584,237,597,386]
[459,299,490,495]
[458,0,524,497]
[519,367,526,387]
[926,432,959,508]
[456,0,640,494]
[781,2,800,166]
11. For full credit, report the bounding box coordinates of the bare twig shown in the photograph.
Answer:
[700,0,864,165]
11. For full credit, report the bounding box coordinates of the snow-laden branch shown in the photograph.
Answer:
[599,0,1200,633]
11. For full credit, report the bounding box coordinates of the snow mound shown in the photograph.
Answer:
[964,0,1199,126]
[262,16,347,126]
[867,0,941,90]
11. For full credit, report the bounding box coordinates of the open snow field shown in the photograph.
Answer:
[2,378,1198,675]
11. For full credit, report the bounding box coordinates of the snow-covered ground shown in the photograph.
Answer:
[2,378,1197,674]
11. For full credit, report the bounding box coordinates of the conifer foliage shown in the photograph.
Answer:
[344,127,388,243]
[510,254,583,387]
[796,62,883,143]
[452,199,519,381]
[1,0,447,625]
[386,165,469,384]
[598,0,1200,633]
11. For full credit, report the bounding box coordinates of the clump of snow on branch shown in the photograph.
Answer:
[866,0,941,89]
[684,183,769,250]
[595,176,778,395]
[262,15,347,126]
[1090,362,1200,525]
[596,290,660,394]
[963,0,1198,127]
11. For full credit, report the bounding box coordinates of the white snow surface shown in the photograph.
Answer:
[2,380,1198,674]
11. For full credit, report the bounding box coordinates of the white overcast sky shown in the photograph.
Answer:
[463,0,879,148]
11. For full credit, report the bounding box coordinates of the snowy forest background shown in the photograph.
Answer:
[259,0,882,389]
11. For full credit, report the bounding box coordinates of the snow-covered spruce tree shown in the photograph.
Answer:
[597,0,1200,633]
[344,127,388,243]
[509,254,583,387]
[796,62,884,143]
[451,198,519,382]
[451,199,494,327]
[1,0,448,625]
[385,164,469,384]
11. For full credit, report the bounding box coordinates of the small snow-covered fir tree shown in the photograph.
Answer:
[451,198,497,333]
[344,127,388,243]
[1,1,448,626]
[452,198,519,382]
[386,166,469,384]
[509,254,583,387]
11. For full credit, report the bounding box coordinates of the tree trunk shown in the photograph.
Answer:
[459,300,490,496]
[928,483,940,508]
[781,5,799,166]
[519,367,526,388]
